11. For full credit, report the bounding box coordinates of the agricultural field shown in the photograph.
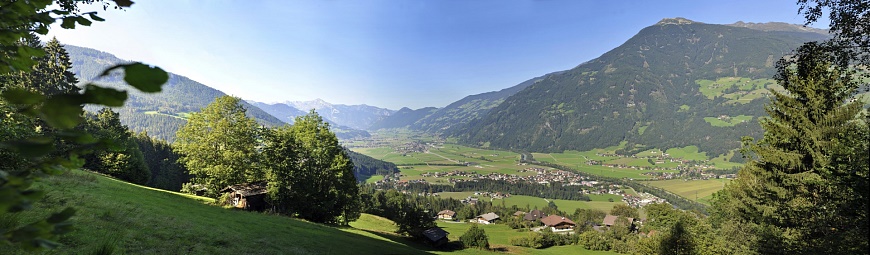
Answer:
[704,115,754,127]
[641,179,730,205]
[664,146,708,161]
[438,192,624,213]
[709,150,743,170]
[354,144,537,183]
[143,110,190,120]
[696,77,776,100]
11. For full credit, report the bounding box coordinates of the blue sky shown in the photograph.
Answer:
[49,0,826,110]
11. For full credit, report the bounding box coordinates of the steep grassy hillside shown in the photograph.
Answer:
[0,171,432,255]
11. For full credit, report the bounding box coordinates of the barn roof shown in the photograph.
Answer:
[477,212,500,221]
[422,227,449,242]
[523,209,543,221]
[437,210,456,217]
[603,214,634,226]
[220,181,268,197]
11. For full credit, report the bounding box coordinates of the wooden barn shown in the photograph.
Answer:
[422,227,449,247]
[220,181,268,211]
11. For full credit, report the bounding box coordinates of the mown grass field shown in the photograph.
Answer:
[641,179,730,205]
[696,77,775,100]
[703,115,754,127]
[438,192,623,213]
[3,170,483,255]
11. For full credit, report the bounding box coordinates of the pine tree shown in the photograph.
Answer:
[32,38,80,97]
[712,45,868,254]
[174,96,262,197]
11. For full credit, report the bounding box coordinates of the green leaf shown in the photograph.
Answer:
[60,17,76,29]
[46,207,76,224]
[40,95,85,129]
[83,84,127,106]
[35,24,49,35]
[113,0,135,7]
[122,63,168,92]
[88,13,105,22]
[76,17,92,26]
[1,89,44,105]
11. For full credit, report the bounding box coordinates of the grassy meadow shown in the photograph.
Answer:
[438,192,623,213]
[1,171,440,255]
[641,179,730,205]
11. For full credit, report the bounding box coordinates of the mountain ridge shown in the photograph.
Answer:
[453,20,830,156]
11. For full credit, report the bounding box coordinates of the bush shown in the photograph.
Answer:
[509,228,578,249]
[460,224,489,249]
[579,231,612,251]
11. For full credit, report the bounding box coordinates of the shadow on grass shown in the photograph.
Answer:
[353,229,510,253]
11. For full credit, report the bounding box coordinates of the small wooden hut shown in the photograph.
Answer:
[220,181,268,211]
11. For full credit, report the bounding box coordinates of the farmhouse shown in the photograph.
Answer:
[437,210,456,220]
[602,214,635,227]
[422,227,450,247]
[220,181,268,211]
[523,209,544,221]
[541,215,576,232]
[476,212,500,224]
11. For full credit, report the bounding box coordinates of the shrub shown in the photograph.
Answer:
[460,224,489,249]
[579,231,612,251]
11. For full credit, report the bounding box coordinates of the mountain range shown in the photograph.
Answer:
[67,18,843,159]
[455,18,829,156]
[370,18,832,158]
[65,46,372,141]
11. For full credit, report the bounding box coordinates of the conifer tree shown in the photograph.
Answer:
[712,45,868,254]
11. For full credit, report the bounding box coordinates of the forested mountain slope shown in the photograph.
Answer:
[410,73,560,133]
[369,107,439,130]
[454,19,829,156]
[65,45,285,142]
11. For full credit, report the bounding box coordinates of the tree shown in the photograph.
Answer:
[659,220,694,255]
[712,46,868,254]
[460,224,489,250]
[175,96,262,198]
[30,37,80,97]
[264,110,359,224]
[261,126,299,214]
[609,204,639,219]
[80,108,150,184]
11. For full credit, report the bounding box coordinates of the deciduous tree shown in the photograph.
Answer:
[175,96,261,197]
